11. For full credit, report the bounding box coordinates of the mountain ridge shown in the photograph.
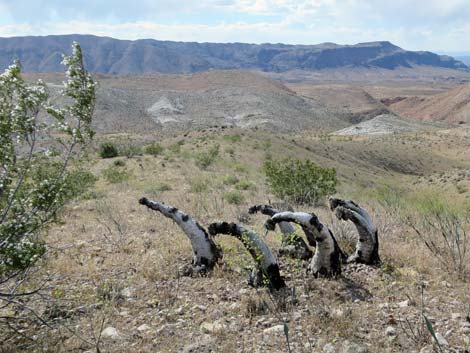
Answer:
[0,34,467,75]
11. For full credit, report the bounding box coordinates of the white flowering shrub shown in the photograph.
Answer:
[0,42,96,275]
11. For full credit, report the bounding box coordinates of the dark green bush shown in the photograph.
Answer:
[263,158,337,205]
[99,142,118,158]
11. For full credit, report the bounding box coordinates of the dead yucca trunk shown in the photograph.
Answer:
[139,197,222,274]
[330,198,381,265]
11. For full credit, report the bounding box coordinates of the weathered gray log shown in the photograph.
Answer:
[208,221,286,291]
[139,197,222,274]
[329,198,380,265]
[265,212,342,277]
[248,204,313,260]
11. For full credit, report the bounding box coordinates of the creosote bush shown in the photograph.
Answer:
[195,144,220,170]
[263,158,337,205]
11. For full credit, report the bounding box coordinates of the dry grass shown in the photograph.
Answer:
[1,127,469,352]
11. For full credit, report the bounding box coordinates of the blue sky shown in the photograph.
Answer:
[1,0,470,52]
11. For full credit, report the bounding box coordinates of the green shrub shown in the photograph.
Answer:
[169,140,184,154]
[102,166,129,184]
[195,144,220,170]
[233,163,248,173]
[65,169,98,199]
[225,147,235,155]
[263,158,337,205]
[145,142,164,156]
[222,175,239,185]
[223,134,242,143]
[119,143,142,158]
[235,180,254,190]
[113,159,126,167]
[99,142,119,159]
[385,188,470,277]
[224,191,245,205]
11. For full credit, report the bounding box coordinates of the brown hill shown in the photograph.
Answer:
[288,83,390,124]
[27,70,349,133]
[386,83,470,124]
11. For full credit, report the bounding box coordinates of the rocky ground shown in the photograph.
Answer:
[1,127,469,353]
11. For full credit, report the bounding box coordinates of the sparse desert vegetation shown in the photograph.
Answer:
[1,124,469,353]
[1,34,470,353]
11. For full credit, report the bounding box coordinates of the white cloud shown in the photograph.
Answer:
[0,0,469,51]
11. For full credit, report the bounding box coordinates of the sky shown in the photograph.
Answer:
[0,0,470,52]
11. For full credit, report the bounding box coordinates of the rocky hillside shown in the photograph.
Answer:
[29,71,350,133]
[386,83,470,124]
[1,34,467,74]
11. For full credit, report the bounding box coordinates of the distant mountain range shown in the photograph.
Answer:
[0,34,467,75]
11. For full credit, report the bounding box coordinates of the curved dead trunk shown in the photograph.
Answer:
[329,198,380,265]
[139,197,222,274]
[265,212,342,278]
[248,204,313,260]
[208,221,286,291]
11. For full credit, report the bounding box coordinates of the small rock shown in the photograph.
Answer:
[323,343,336,353]
[238,288,248,295]
[440,280,451,288]
[200,321,226,334]
[451,313,461,320]
[229,302,240,310]
[341,340,369,353]
[175,306,184,315]
[137,324,150,332]
[435,332,449,346]
[263,324,284,335]
[419,345,433,353]
[332,308,344,318]
[460,323,470,334]
[293,311,302,321]
[385,326,396,336]
[200,322,214,334]
[121,287,134,298]
[397,300,409,308]
[101,327,120,339]
[211,309,223,320]
[181,336,215,353]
